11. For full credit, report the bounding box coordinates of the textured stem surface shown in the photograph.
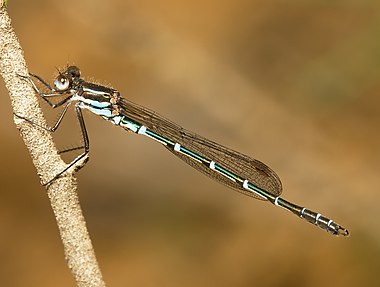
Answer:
[0,4,105,287]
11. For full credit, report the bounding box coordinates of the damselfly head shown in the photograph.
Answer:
[53,66,81,91]
[65,66,81,79]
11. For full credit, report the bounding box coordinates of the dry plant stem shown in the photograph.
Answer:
[0,5,105,287]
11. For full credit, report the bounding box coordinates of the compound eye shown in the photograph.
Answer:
[54,75,70,91]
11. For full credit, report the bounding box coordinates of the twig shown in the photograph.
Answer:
[0,3,106,287]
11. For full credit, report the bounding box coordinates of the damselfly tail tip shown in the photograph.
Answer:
[336,226,349,237]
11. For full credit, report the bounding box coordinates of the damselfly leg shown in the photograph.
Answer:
[16,73,90,185]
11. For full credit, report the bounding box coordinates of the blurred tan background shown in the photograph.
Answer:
[1,0,379,286]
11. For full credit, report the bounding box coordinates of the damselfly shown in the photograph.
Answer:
[17,66,349,236]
